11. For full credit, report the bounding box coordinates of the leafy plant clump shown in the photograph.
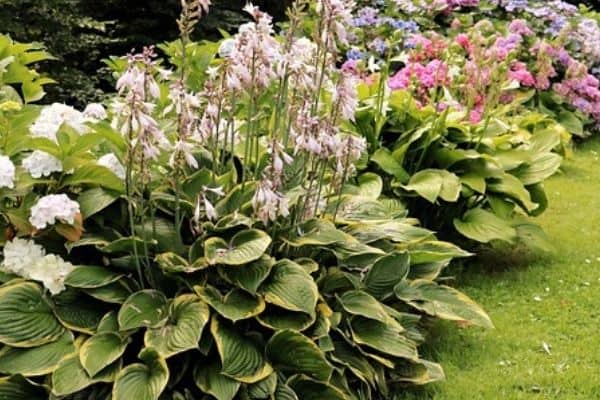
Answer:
[0,1,492,399]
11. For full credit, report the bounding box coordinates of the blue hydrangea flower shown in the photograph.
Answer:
[369,38,388,54]
[352,7,379,27]
[347,48,366,60]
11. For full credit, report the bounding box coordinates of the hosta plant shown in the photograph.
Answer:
[0,1,491,399]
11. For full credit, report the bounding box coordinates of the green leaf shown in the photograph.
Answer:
[118,290,169,331]
[408,241,472,264]
[0,375,47,399]
[144,294,210,358]
[371,148,409,181]
[512,153,562,186]
[217,256,274,294]
[80,332,129,377]
[558,110,583,136]
[256,307,315,332]
[52,353,121,396]
[356,173,383,199]
[112,348,169,400]
[0,332,75,376]
[266,330,332,381]
[196,286,264,322]
[350,317,418,360]
[65,266,124,288]
[288,376,347,400]
[402,169,444,203]
[514,221,554,253]
[391,359,445,385]
[338,290,396,326]
[211,317,273,383]
[194,362,240,400]
[54,292,108,334]
[364,253,410,299]
[260,259,318,317]
[394,280,493,328]
[78,188,120,218]
[247,373,277,399]
[84,279,134,304]
[205,229,272,266]
[0,280,65,347]
[488,173,538,213]
[454,208,517,243]
[61,164,125,192]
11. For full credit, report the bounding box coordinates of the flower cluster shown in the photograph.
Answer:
[22,151,63,178]
[0,155,15,189]
[29,194,80,230]
[1,238,74,294]
[30,103,88,142]
[98,153,126,180]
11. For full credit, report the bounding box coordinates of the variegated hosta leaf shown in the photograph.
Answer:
[338,290,402,331]
[64,266,124,288]
[0,375,47,399]
[288,376,348,400]
[284,220,349,247]
[205,229,271,266]
[394,280,494,328]
[193,362,240,400]
[112,348,169,400]
[217,256,274,294]
[266,330,332,381]
[210,317,273,384]
[390,359,445,385]
[330,340,380,388]
[256,307,315,332]
[350,317,418,360]
[401,169,461,203]
[52,353,121,396]
[247,373,277,399]
[0,280,65,348]
[118,290,168,331]
[195,286,264,322]
[80,332,129,377]
[345,221,433,244]
[144,294,210,358]
[0,332,75,376]
[83,279,134,304]
[260,259,318,317]
[363,252,410,299]
[407,240,472,264]
[512,152,562,185]
[53,291,109,334]
[453,208,517,243]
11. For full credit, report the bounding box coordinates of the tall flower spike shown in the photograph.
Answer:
[178,0,211,40]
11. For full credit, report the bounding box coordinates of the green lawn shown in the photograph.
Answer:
[402,137,600,399]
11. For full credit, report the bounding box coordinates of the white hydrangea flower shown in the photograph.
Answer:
[98,153,126,180]
[27,254,75,295]
[0,155,15,189]
[1,237,46,276]
[1,238,74,295]
[22,151,63,178]
[30,103,88,142]
[29,194,80,230]
[83,103,108,120]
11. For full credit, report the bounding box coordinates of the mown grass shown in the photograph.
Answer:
[400,137,600,399]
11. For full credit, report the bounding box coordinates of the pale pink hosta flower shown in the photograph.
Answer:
[169,140,198,169]
[316,0,356,49]
[265,140,293,184]
[224,4,281,92]
[335,134,366,176]
[193,186,225,227]
[279,37,318,92]
[252,179,289,224]
[330,72,358,121]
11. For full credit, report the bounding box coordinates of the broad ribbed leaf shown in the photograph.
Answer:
[62,164,125,192]
[205,229,271,266]
[266,330,332,381]
[65,266,124,288]
[118,290,168,331]
[488,173,538,213]
[346,221,432,244]
[512,153,562,185]
[0,375,47,399]
[84,279,134,304]
[0,280,65,347]
[260,260,318,317]
[145,294,210,358]
[112,348,169,400]
[357,173,383,199]
[283,220,348,247]
[274,381,299,400]
[256,307,315,332]
[211,317,273,383]
[247,374,277,399]
[52,353,121,396]
[351,317,418,360]
[402,169,461,203]
[217,256,274,294]
[331,340,378,387]
[195,286,264,322]
[391,359,445,385]
[194,362,240,400]
[288,376,347,400]
[370,148,409,181]
[80,332,128,377]
[408,240,472,264]
[394,280,493,328]
[364,253,410,299]
[78,187,120,218]
[338,290,394,325]
[0,332,75,376]
[54,292,108,334]
[454,208,517,243]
